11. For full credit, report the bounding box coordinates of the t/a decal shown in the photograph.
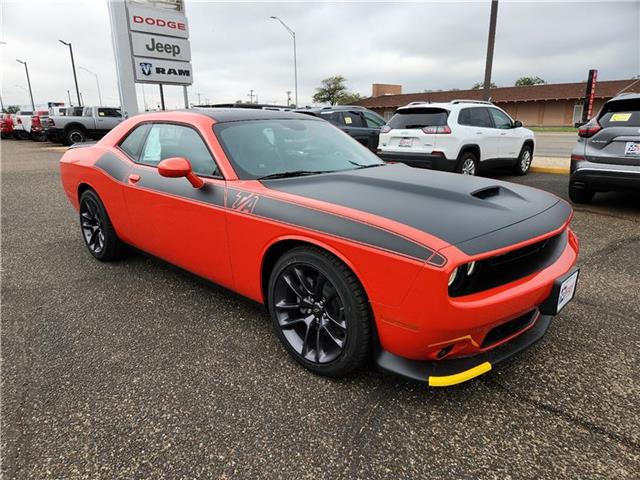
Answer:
[232,192,259,213]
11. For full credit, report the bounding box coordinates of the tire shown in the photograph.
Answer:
[569,183,595,204]
[65,127,86,146]
[79,189,126,261]
[267,246,372,378]
[513,145,533,175]
[457,151,478,176]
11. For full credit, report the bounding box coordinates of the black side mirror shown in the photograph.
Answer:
[513,120,523,128]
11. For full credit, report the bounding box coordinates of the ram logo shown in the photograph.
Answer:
[139,62,153,76]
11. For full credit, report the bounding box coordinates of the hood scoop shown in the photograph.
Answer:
[471,185,525,201]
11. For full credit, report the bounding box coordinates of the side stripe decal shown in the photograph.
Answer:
[94,153,438,263]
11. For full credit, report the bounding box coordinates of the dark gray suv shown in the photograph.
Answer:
[569,92,640,203]
[295,106,386,151]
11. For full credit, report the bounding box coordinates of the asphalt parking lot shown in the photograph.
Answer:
[2,139,639,479]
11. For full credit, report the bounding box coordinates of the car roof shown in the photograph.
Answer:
[192,107,322,123]
[608,92,640,103]
[397,100,495,111]
[295,105,372,113]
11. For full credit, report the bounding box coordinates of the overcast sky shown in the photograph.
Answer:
[1,0,639,110]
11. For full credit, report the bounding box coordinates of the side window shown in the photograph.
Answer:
[83,108,93,117]
[98,108,122,118]
[468,108,493,128]
[119,124,151,160]
[489,108,513,129]
[364,112,385,128]
[340,112,365,127]
[458,108,471,126]
[320,111,341,126]
[139,124,218,176]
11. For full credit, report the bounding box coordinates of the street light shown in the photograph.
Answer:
[15,60,35,111]
[78,66,103,106]
[270,16,298,107]
[59,40,82,107]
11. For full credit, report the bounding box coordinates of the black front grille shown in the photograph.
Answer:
[450,231,567,297]
[482,310,538,348]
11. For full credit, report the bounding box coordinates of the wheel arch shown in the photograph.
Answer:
[457,143,481,163]
[64,122,88,133]
[522,138,535,155]
[260,235,367,307]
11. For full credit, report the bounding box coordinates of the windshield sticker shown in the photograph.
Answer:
[344,116,353,124]
[610,113,632,122]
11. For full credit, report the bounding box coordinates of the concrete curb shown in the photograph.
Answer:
[530,165,569,175]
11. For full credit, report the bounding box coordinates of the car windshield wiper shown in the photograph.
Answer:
[346,160,385,169]
[257,170,332,180]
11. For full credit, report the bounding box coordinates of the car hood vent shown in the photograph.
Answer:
[471,186,501,199]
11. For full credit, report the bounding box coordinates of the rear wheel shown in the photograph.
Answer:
[65,127,86,145]
[79,190,125,261]
[569,184,595,204]
[457,151,478,176]
[268,246,371,377]
[513,145,533,175]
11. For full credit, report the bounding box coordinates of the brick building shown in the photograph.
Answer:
[355,79,640,126]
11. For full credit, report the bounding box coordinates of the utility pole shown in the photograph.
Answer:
[15,59,35,111]
[270,16,298,107]
[286,90,292,107]
[78,66,102,106]
[482,0,499,101]
[248,89,255,104]
[67,90,72,106]
[59,40,82,107]
[197,92,202,105]
[159,84,165,110]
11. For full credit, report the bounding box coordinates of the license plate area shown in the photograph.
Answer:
[624,142,640,156]
[399,138,413,147]
[539,267,579,315]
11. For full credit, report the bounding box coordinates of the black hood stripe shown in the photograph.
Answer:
[92,153,438,263]
[228,188,435,262]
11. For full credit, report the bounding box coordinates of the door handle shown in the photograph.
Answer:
[476,131,483,135]
[500,132,507,136]
[128,174,141,184]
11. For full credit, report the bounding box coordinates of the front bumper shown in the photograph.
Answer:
[375,265,579,386]
[376,312,551,386]
[377,150,457,172]
[570,158,640,192]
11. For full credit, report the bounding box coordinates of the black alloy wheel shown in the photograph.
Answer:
[273,264,347,364]
[80,195,106,255]
[268,246,371,377]
[79,189,125,261]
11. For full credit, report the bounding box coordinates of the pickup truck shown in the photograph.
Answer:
[45,106,123,145]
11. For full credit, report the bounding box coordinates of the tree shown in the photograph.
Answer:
[515,76,546,86]
[336,91,363,105]
[313,75,362,105]
[471,81,496,90]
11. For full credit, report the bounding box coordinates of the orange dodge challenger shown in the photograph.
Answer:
[60,109,579,387]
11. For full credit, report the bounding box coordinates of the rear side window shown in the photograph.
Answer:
[98,108,122,118]
[459,107,493,128]
[388,108,448,129]
[599,99,640,127]
[320,111,341,125]
[340,112,365,127]
[119,124,151,160]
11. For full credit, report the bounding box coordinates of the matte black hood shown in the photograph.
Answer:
[263,163,571,256]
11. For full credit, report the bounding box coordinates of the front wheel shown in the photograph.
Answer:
[513,146,533,175]
[79,190,125,261]
[268,246,372,377]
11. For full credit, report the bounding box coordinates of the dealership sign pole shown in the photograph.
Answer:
[582,69,598,123]
[108,0,193,117]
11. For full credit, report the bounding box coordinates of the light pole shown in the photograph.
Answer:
[270,16,298,107]
[78,66,102,106]
[15,60,35,111]
[482,0,499,101]
[59,40,82,107]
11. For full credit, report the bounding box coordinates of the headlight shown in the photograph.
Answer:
[448,267,460,286]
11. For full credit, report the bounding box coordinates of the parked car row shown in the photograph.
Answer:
[1,106,123,145]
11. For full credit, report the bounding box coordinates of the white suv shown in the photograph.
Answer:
[377,100,535,176]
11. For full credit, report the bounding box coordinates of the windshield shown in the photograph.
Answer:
[214,119,384,180]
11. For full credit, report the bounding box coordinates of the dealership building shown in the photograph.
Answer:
[355,79,640,126]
